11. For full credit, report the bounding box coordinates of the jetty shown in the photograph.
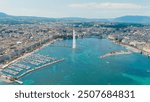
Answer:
[14,80,23,84]
[100,50,132,59]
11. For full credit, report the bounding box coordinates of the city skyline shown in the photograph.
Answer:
[0,0,150,18]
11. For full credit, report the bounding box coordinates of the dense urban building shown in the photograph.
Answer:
[0,22,150,68]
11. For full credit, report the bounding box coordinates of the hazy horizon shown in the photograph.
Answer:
[1,11,150,19]
[0,0,150,18]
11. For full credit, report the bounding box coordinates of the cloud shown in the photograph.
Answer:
[69,2,144,10]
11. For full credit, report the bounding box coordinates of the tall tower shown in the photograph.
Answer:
[72,29,76,49]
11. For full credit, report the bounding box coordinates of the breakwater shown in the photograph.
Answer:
[100,50,132,59]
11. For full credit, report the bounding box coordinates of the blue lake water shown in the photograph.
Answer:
[1,38,150,85]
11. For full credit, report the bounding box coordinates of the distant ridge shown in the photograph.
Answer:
[0,12,9,17]
[113,16,150,24]
[0,12,150,24]
[0,12,56,24]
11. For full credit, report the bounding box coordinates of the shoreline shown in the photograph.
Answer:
[108,39,138,52]
[113,41,141,53]
[109,39,150,57]
[0,38,59,70]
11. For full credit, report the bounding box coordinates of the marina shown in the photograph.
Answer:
[8,66,23,72]
[17,58,65,79]
[2,69,19,76]
[0,53,64,83]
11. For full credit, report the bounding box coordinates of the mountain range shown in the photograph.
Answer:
[0,12,150,24]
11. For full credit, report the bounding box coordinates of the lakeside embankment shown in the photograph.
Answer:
[118,42,150,57]
[108,38,150,57]
[112,41,141,53]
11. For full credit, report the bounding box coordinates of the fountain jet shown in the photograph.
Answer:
[72,29,76,49]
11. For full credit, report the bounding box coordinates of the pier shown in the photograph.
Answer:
[14,80,23,84]
[100,50,132,59]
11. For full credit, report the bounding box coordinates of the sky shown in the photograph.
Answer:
[0,0,150,18]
